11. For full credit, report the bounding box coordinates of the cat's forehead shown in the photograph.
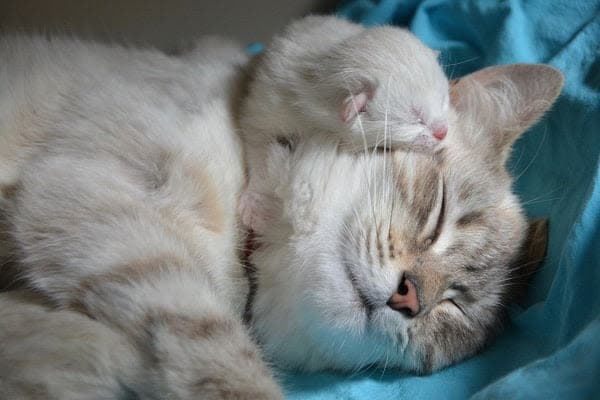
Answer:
[389,148,497,199]
[385,149,500,230]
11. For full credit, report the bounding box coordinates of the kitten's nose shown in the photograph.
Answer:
[387,275,420,317]
[432,126,447,140]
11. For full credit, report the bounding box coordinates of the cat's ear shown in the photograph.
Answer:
[450,64,563,161]
[339,81,376,123]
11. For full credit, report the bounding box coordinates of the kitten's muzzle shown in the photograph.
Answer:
[386,275,419,317]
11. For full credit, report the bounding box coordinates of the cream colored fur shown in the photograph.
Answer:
[0,16,563,399]
[0,35,281,399]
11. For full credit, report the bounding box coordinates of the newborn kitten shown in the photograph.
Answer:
[240,16,450,233]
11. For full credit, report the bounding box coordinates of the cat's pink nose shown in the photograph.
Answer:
[433,126,447,140]
[387,276,420,317]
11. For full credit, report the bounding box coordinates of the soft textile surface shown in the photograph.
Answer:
[282,1,600,398]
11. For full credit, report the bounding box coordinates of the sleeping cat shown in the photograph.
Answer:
[0,19,562,400]
[244,63,563,371]
[240,16,450,232]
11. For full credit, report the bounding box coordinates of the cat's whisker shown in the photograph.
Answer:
[517,185,564,208]
[442,56,480,69]
[381,74,393,234]
[378,346,392,379]
[519,196,562,206]
[514,124,548,182]
[344,82,379,238]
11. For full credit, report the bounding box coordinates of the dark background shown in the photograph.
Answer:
[0,0,338,50]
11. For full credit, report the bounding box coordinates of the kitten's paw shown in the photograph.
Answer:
[239,191,270,234]
[287,180,316,234]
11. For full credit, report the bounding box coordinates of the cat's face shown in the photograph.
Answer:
[246,64,563,373]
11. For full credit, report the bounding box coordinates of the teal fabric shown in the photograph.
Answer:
[283,1,600,398]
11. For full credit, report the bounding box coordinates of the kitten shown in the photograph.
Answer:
[0,25,562,400]
[240,16,450,233]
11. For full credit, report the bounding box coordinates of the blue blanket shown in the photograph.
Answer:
[283,1,600,398]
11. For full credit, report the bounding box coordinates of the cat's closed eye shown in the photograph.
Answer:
[423,180,446,248]
[440,298,466,315]
[456,211,484,227]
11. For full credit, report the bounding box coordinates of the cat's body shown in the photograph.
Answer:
[0,17,563,400]
[0,35,282,399]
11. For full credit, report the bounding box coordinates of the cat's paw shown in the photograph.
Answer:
[239,191,270,234]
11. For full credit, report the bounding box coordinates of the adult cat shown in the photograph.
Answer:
[0,27,562,400]
[0,34,281,399]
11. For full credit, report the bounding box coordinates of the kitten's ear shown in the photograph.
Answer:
[339,81,376,123]
[450,64,563,161]
[505,218,548,302]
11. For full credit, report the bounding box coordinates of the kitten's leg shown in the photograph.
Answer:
[239,188,273,234]
[239,141,287,234]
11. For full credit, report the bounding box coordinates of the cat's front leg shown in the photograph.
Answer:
[146,307,282,400]
[0,291,153,400]
[67,265,283,400]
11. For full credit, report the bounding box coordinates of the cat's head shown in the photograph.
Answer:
[244,64,563,373]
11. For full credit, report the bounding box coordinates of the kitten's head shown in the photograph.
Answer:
[319,26,450,150]
[244,64,563,373]
[240,21,450,153]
